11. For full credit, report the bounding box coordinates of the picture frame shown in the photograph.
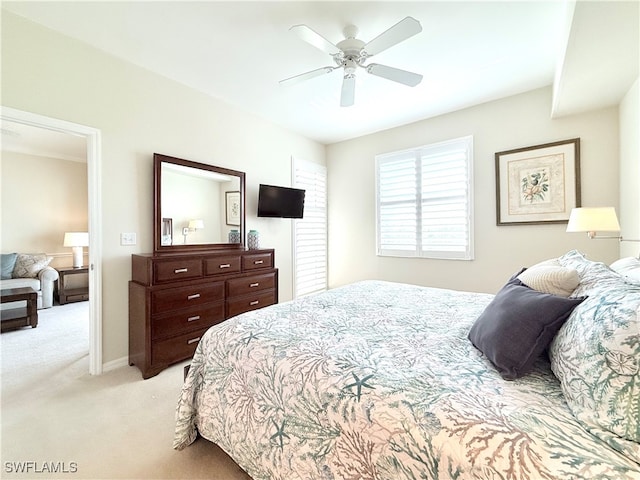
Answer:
[226,191,240,226]
[495,138,581,225]
[161,218,173,245]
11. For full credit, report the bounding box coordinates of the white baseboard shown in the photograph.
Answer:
[102,356,129,373]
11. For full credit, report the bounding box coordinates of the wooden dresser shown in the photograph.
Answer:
[129,248,278,379]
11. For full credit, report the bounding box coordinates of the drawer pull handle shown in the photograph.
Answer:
[250,283,259,288]
[250,300,260,306]
[187,337,200,345]
[219,264,231,269]
[174,268,189,274]
[187,316,200,322]
[187,294,201,300]
[254,260,264,265]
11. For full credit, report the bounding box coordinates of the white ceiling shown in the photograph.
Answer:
[1,1,638,154]
[0,121,87,162]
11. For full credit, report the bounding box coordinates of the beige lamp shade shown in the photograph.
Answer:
[188,219,204,230]
[566,207,621,233]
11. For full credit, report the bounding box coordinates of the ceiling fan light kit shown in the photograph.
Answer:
[280,16,423,107]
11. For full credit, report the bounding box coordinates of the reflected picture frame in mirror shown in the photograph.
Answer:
[161,218,173,245]
[153,153,246,254]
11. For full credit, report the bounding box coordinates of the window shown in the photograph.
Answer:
[293,158,327,297]
[376,136,474,260]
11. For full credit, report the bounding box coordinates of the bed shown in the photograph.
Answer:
[174,250,640,479]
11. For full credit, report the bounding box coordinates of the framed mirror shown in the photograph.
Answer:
[153,153,245,254]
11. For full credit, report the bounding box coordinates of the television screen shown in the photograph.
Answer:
[257,184,305,218]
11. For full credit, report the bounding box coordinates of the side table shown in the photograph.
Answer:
[1,287,38,332]
[57,266,89,305]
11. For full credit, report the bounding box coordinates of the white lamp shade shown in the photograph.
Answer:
[63,232,88,268]
[566,207,621,233]
[63,232,89,247]
[188,219,204,230]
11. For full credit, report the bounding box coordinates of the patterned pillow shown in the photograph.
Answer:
[550,250,640,447]
[517,258,579,297]
[12,253,52,278]
[610,257,640,282]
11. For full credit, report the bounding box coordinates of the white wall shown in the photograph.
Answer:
[619,78,640,258]
[1,12,325,365]
[161,169,223,245]
[327,87,620,294]
[1,151,88,268]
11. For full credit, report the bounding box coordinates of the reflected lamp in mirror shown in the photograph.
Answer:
[189,219,205,230]
[566,207,639,242]
[63,232,89,268]
[182,219,204,243]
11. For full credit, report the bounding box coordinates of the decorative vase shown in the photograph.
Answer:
[248,230,260,250]
[228,229,240,244]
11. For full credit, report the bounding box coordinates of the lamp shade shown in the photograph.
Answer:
[566,207,621,233]
[188,219,204,230]
[63,232,89,247]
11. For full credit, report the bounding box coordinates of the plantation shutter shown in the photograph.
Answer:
[376,136,474,260]
[293,159,327,297]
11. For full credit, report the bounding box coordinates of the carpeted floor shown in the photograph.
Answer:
[1,302,251,480]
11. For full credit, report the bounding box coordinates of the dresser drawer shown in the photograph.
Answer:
[227,272,276,297]
[151,326,210,366]
[154,259,202,283]
[242,253,273,271]
[204,256,241,276]
[151,282,224,314]
[227,290,276,318]
[152,303,225,340]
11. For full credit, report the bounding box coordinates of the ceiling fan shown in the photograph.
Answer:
[280,16,424,107]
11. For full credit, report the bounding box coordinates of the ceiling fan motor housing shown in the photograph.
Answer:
[336,38,365,54]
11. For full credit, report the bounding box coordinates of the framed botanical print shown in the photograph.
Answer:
[495,138,580,225]
[226,191,240,226]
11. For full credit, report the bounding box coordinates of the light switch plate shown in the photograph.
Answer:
[121,232,136,246]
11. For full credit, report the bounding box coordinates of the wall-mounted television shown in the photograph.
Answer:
[257,184,305,219]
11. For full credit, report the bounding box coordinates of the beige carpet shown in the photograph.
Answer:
[1,302,251,480]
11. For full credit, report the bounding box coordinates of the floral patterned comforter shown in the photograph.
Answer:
[174,280,640,479]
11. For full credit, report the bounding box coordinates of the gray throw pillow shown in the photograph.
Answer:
[468,276,585,380]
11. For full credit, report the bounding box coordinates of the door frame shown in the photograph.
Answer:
[1,106,103,375]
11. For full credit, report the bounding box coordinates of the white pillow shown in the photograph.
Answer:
[517,258,580,297]
[610,257,640,282]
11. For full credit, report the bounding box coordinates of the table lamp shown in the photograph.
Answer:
[63,232,89,268]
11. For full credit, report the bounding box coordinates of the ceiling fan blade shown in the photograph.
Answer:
[366,63,423,87]
[290,24,342,56]
[340,75,355,107]
[363,16,422,57]
[279,66,336,86]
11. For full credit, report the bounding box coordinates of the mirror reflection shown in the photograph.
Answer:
[160,162,240,245]
[154,153,245,253]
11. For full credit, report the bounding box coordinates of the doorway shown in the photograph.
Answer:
[1,106,103,374]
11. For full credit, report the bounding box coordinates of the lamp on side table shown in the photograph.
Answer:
[63,232,89,268]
